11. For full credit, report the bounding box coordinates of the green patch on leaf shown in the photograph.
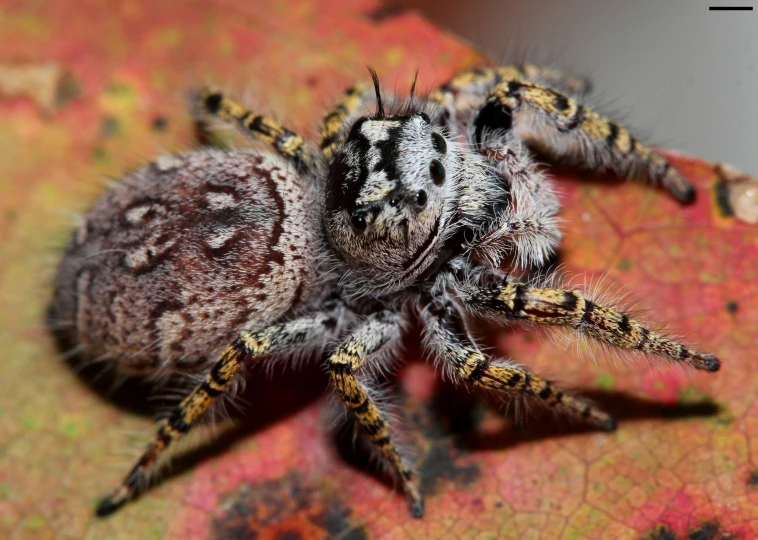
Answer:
[596,373,615,389]
[617,257,633,271]
[24,515,45,530]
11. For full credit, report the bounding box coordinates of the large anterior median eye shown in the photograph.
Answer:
[429,159,446,186]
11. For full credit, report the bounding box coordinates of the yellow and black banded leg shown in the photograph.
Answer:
[461,280,720,372]
[503,64,592,98]
[474,80,695,202]
[325,311,424,518]
[428,64,591,125]
[319,82,375,161]
[96,311,340,517]
[425,297,615,430]
[432,64,590,102]
[193,88,317,171]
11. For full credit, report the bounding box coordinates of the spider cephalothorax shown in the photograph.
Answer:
[325,71,511,293]
[50,64,720,520]
[325,112,468,292]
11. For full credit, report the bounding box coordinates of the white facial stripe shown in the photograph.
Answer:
[356,120,402,206]
[359,120,401,141]
[367,145,382,170]
[357,171,394,205]
[361,120,400,169]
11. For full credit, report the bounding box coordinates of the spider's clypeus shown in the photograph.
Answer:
[51,64,720,519]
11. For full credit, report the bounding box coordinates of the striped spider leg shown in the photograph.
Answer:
[96,309,343,516]
[429,65,696,202]
[452,266,720,374]
[325,310,425,517]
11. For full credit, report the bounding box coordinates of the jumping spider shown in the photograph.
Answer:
[50,65,720,519]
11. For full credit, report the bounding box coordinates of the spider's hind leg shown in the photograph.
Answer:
[95,310,341,517]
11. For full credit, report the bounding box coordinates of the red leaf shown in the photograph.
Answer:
[1,1,755,539]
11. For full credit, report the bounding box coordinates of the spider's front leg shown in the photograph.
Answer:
[433,64,591,104]
[324,311,425,518]
[428,64,591,132]
[457,275,720,372]
[318,81,375,161]
[318,66,410,161]
[95,310,342,516]
[473,80,696,202]
[423,294,616,430]
[193,88,317,171]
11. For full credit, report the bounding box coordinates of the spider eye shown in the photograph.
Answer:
[429,160,446,186]
[389,195,401,207]
[351,213,367,232]
[414,190,428,207]
[431,132,447,154]
[419,112,431,124]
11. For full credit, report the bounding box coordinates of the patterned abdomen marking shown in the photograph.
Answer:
[51,149,324,374]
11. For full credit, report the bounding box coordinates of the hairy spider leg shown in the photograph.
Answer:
[427,64,592,129]
[459,278,720,372]
[427,65,694,203]
[502,64,592,97]
[325,311,425,518]
[318,82,376,161]
[432,64,591,103]
[425,297,616,430]
[474,80,695,202]
[194,88,317,171]
[96,311,340,517]
[466,142,563,268]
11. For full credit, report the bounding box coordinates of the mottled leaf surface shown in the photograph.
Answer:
[0,1,756,539]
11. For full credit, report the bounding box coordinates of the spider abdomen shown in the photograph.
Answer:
[51,149,324,374]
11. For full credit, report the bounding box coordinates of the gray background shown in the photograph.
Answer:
[404,0,757,173]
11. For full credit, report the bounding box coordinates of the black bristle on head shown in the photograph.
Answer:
[367,66,385,118]
[405,69,419,115]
